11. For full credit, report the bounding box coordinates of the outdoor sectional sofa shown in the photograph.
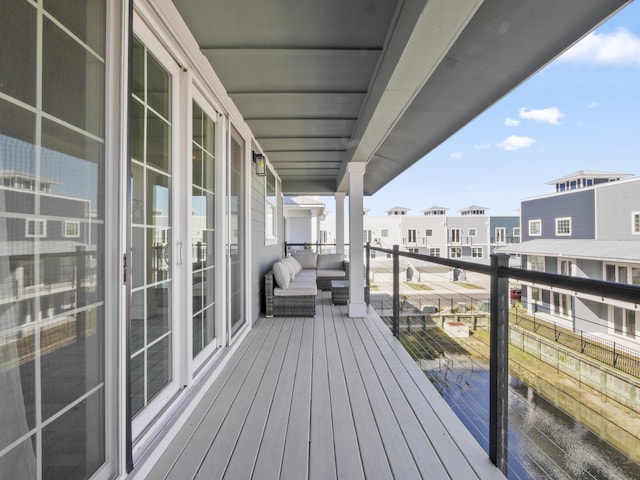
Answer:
[265,252,349,317]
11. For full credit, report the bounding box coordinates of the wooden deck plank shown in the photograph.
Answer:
[146,318,273,480]
[166,319,284,480]
[221,318,300,479]
[146,293,505,480]
[193,319,293,479]
[349,314,454,479]
[365,310,504,479]
[250,317,304,479]
[332,313,394,480]
[322,298,365,480]
[280,318,314,480]
[309,307,337,480]
[342,316,423,480]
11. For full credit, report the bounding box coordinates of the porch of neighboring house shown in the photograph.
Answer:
[139,292,504,480]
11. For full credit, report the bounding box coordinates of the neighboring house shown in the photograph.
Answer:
[317,205,519,261]
[283,196,327,247]
[499,171,640,342]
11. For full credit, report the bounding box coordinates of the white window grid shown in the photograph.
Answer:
[555,217,571,236]
[528,219,541,236]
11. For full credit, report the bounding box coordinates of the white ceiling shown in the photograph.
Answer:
[172,0,631,195]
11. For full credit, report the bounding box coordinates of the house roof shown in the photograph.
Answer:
[172,0,631,195]
[496,239,640,263]
[284,196,325,207]
[460,205,488,211]
[386,206,410,213]
[423,206,449,212]
[545,170,634,185]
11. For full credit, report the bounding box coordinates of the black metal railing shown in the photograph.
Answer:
[284,242,349,256]
[365,242,640,477]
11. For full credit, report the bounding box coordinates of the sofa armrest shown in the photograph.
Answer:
[265,271,275,317]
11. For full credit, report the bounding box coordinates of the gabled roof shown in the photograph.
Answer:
[497,239,640,263]
[460,205,488,211]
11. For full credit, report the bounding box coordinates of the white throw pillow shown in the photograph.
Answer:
[283,257,297,280]
[272,262,290,289]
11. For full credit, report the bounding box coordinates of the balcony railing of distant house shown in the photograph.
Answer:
[364,243,640,476]
[490,236,520,244]
[284,242,349,256]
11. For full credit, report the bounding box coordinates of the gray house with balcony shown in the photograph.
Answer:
[500,172,640,342]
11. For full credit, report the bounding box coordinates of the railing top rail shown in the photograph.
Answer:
[367,243,640,304]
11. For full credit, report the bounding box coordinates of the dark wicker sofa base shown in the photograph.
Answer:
[265,271,316,317]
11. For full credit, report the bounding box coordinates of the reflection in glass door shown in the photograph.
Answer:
[130,38,173,419]
[0,1,107,477]
[228,129,245,336]
[191,101,216,360]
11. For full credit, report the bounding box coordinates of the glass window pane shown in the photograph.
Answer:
[131,99,145,162]
[130,353,144,417]
[43,18,104,136]
[0,437,36,480]
[146,171,169,227]
[147,336,171,404]
[146,53,170,120]
[146,111,170,172]
[131,290,145,353]
[0,0,37,106]
[42,390,104,480]
[147,285,170,343]
[43,0,105,55]
[192,101,203,146]
[132,38,144,101]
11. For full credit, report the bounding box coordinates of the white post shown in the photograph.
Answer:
[335,192,345,254]
[347,163,367,317]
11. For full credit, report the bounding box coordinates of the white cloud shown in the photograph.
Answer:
[504,117,520,127]
[519,107,564,125]
[559,28,640,66]
[497,135,535,151]
[450,152,463,159]
[588,101,602,109]
[474,143,491,150]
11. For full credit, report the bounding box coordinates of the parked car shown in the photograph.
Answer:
[510,288,522,301]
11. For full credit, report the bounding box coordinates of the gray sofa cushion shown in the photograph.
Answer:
[282,257,298,280]
[317,253,344,270]
[292,252,318,269]
[272,261,290,289]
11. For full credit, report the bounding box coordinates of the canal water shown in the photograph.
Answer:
[423,355,640,480]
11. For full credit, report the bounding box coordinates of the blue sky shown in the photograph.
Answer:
[354,2,640,217]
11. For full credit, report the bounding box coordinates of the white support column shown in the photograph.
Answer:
[335,192,345,254]
[347,163,367,317]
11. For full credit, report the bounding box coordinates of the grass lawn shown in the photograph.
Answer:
[455,282,483,289]
[404,282,433,291]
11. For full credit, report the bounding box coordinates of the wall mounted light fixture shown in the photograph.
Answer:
[253,151,266,176]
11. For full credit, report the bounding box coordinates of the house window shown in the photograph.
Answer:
[472,247,483,258]
[605,263,632,283]
[529,255,544,272]
[407,229,417,243]
[558,259,573,276]
[468,228,476,237]
[364,230,373,243]
[513,227,520,237]
[450,228,461,243]
[265,166,278,244]
[425,229,432,236]
[26,219,47,238]
[381,229,388,237]
[450,247,461,258]
[552,292,571,318]
[64,221,80,238]
[408,248,419,254]
[610,306,637,339]
[529,219,541,236]
[633,212,640,235]
[555,217,571,236]
[495,227,506,243]
[429,248,440,257]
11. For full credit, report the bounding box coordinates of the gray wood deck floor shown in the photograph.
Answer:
[146,293,505,479]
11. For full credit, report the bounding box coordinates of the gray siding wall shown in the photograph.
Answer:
[576,259,603,281]
[521,189,595,241]
[490,216,520,241]
[575,299,608,333]
[594,179,640,240]
[250,174,283,321]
